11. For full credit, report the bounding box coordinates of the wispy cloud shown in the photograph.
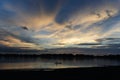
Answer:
[0,0,120,49]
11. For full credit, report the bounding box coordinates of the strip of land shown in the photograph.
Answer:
[0,66,120,80]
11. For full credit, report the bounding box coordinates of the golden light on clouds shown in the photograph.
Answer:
[0,36,42,49]
[0,0,120,49]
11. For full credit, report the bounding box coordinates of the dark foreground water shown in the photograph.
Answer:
[0,56,120,70]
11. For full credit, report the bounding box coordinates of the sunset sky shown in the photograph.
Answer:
[0,0,120,50]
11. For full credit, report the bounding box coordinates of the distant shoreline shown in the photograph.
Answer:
[1,53,120,59]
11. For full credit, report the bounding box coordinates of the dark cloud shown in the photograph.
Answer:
[73,38,120,49]
[107,44,120,48]
[96,38,120,43]
[21,26,29,30]
[65,21,81,30]
[0,46,38,52]
[93,38,120,49]
[94,44,120,49]
[77,43,100,46]
[65,24,73,30]
[92,12,101,18]
[106,10,113,17]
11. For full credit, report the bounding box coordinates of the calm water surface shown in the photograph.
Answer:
[0,56,120,70]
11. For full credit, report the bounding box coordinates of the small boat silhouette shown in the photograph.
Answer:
[55,61,62,65]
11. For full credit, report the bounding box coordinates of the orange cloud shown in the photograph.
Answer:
[0,36,43,50]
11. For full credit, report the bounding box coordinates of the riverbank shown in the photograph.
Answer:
[0,66,120,80]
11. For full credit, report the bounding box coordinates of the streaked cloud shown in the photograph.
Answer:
[0,0,120,50]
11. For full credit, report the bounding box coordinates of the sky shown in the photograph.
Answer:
[0,0,120,50]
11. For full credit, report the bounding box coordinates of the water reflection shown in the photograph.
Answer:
[0,56,120,70]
